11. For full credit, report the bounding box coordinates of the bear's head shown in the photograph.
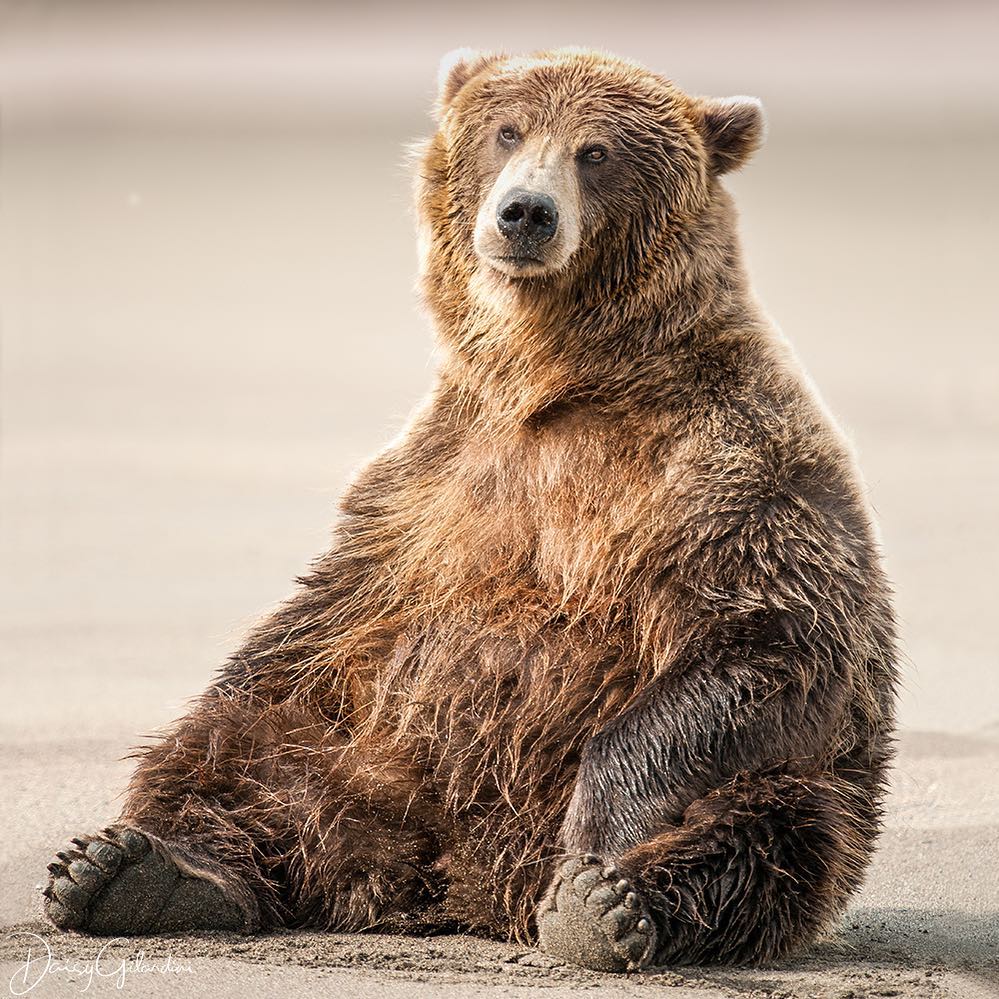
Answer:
[413,49,765,413]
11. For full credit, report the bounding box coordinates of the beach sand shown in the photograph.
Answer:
[2,35,998,999]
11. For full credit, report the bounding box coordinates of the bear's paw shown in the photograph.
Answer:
[43,826,247,935]
[537,854,657,972]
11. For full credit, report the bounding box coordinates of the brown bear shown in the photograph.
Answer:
[43,48,898,971]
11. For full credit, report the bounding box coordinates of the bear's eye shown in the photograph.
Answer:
[498,126,520,147]
[580,145,608,164]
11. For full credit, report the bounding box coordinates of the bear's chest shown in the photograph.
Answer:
[417,409,657,609]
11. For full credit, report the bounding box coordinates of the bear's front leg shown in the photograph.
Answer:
[536,854,657,972]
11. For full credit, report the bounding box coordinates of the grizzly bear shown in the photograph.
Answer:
[43,48,898,971]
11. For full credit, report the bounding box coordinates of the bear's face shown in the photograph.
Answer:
[426,49,764,288]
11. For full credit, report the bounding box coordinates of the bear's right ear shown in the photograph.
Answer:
[435,49,498,117]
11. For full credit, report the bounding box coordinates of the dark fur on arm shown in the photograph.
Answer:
[561,608,851,856]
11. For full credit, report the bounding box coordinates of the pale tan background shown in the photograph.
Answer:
[0,2,997,997]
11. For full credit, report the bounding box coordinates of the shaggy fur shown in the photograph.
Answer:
[44,49,898,970]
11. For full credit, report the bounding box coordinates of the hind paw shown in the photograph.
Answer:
[537,854,657,972]
[43,826,247,935]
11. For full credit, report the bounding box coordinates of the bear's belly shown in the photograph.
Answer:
[382,616,642,819]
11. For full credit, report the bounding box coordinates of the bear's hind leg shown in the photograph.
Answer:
[44,694,443,936]
[539,770,879,969]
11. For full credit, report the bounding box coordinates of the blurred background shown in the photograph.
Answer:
[0,0,997,926]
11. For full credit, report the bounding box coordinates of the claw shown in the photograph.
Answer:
[601,864,619,879]
[614,878,629,894]
[624,891,639,909]
[637,917,651,932]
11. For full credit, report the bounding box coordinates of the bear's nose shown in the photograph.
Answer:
[497,189,558,244]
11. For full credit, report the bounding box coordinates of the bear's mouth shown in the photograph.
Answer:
[495,253,547,273]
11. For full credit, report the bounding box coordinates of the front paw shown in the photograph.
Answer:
[537,854,657,972]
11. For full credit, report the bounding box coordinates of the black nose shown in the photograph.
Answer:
[497,188,558,244]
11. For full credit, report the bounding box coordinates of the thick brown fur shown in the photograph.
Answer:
[45,49,898,968]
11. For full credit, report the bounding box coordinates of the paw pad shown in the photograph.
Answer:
[537,854,657,972]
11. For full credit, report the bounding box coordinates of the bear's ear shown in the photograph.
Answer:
[694,96,766,175]
[435,48,498,116]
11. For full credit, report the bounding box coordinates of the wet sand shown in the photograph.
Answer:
[1,117,997,997]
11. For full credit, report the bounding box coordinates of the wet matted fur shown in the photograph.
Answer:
[44,49,898,970]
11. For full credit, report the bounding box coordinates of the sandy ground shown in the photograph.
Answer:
[1,110,998,996]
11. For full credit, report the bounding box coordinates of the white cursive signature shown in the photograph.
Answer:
[7,932,194,994]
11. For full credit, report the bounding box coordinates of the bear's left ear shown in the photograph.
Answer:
[436,48,499,117]
[693,96,766,175]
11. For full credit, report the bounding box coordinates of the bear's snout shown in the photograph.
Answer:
[472,130,582,279]
[497,188,559,249]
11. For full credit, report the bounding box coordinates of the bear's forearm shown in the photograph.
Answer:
[560,629,850,856]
